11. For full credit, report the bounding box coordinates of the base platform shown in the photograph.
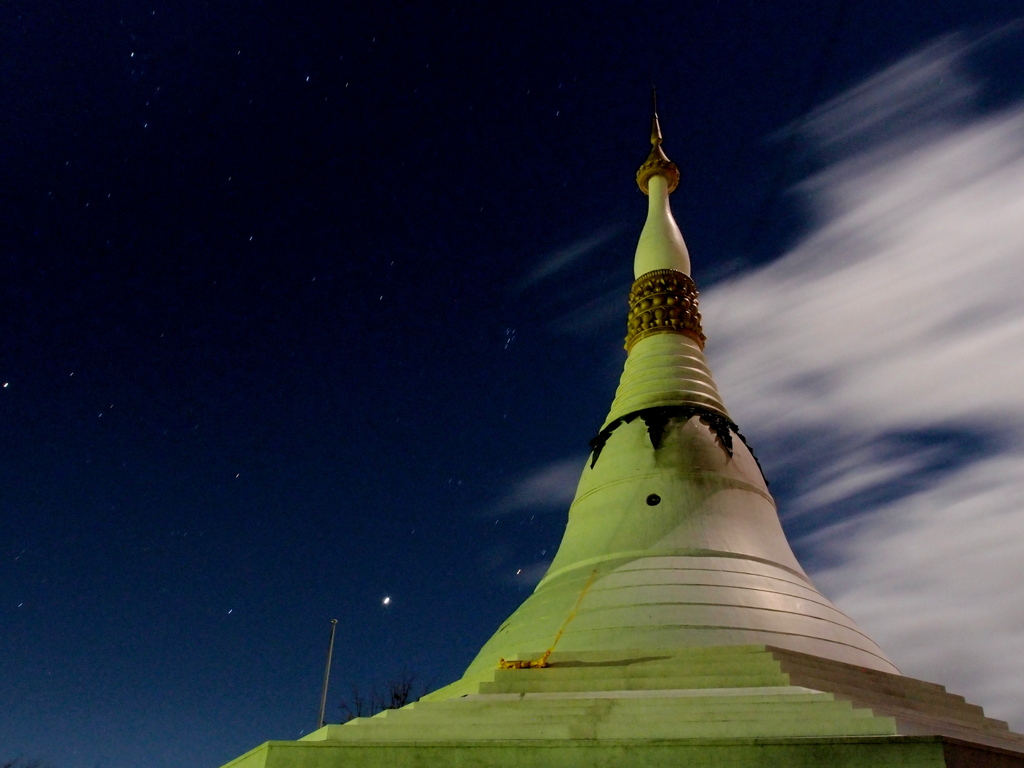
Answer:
[222,646,1024,767]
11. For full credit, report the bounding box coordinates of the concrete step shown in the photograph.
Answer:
[773,651,960,701]
[890,713,1024,752]
[387,697,864,722]
[331,712,897,742]
[433,690,836,708]
[499,645,771,666]
[479,672,789,694]
[770,648,961,698]
[791,672,1000,730]
[330,689,899,744]
[767,647,1008,733]
[492,656,784,682]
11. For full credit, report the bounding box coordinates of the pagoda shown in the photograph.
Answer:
[222,106,1024,768]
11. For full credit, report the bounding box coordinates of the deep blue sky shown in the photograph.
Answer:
[3,3,1023,767]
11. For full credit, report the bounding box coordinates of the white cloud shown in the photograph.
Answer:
[796,35,978,156]
[518,226,624,290]
[791,443,944,515]
[702,35,1024,728]
[811,454,1024,723]
[489,457,585,516]
[548,285,625,336]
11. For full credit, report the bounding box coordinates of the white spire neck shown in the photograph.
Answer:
[634,174,691,278]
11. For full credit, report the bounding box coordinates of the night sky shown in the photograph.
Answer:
[4,3,1024,767]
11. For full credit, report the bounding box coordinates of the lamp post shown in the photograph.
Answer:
[317,618,338,729]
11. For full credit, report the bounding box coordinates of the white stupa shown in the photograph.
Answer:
[221,104,1024,768]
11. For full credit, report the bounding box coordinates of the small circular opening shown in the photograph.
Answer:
[646,493,661,506]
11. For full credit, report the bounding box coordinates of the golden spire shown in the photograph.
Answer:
[636,89,681,195]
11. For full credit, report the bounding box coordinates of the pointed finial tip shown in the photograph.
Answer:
[636,90,679,195]
[650,87,662,147]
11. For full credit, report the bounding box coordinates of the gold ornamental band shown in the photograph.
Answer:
[636,156,680,196]
[625,268,706,351]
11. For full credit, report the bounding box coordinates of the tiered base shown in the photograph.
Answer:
[222,646,1024,767]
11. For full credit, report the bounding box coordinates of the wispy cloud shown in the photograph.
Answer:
[489,457,585,516]
[812,454,1024,722]
[796,35,978,156]
[547,286,626,336]
[702,33,1024,727]
[517,226,624,290]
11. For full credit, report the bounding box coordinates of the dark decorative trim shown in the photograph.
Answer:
[587,405,768,486]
